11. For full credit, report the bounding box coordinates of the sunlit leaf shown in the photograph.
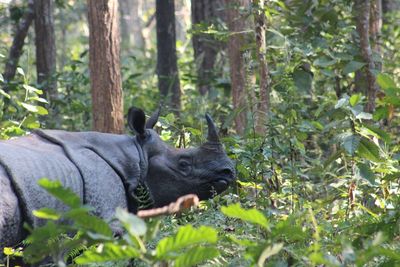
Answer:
[32,208,61,220]
[221,204,269,229]
[377,73,397,90]
[174,246,219,267]
[156,225,217,259]
[357,138,381,162]
[75,243,140,264]
[38,178,81,208]
[115,207,147,236]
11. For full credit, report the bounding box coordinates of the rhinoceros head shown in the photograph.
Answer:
[128,107,236,208]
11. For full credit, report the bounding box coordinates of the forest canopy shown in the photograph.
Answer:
[0,0,400,266]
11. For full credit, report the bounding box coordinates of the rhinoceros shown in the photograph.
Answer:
[0,107,235,251]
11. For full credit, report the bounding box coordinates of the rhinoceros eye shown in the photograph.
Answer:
[178,159,191,174]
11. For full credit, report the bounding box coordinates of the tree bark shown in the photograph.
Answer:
[119,0,145,50]
[155,0,181,112]
[370,0,382,71]
[87,0,124,134]
[355,0,377,113]
[191,0,223,95]
[34,0,57,105]
[253,0,270,133]
[224,0,251,134]
[3,0,34,86]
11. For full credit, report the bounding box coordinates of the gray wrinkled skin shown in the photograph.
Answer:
[0,107,236,253]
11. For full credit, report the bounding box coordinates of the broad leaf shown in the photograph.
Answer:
[174,246,220,267]
[349,94,362,106]
[357,163,376,185]
[339,133,360,156]
[376,73,397,90]
[156,225,217,259]
[343,61,365,74]
[75,243,140,264]
[221,203,269,229]
[32,208,61,220]
[115,207,147,236]
[357,138,381,162]
[38,178,81,208]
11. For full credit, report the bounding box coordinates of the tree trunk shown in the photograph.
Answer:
[155,0,181,112]
[253,0,270,133]
[34,0,57,105]
[87,0,124,134]
[3,0,34,86]
[370,0,382,71]
[191,0,223,95]
[119,0,145,50]
[224,0,251,134]
[355,0,377,113]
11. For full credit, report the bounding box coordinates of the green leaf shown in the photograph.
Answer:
[32,208,61,220]
[38,178,81,208]
[343,61,365,74]
[21,102,39,113]
[335,97,349,109]
[293,69,313,92]
[221,203,269,229]
[357,163,376,185]
[0,73,3,82]
[349,94,362,106]
[355,112,372,120]
[115,207,147,236]
[339,133,360,156]
[357,138,381,162]
[16,67,25,76]
[156,225,218,259]
[64,210,113,237]
[174,246,220,267]
[257,243,284,267]
[313,57,336,67]
[362,124,391,143]
[376,73,397,90]
[75,243,140,264]
[0,88,10,99]
[37,106,48,115]
[23,84,43,95]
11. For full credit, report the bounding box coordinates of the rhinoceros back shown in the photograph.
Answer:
[0,134,84,227]
[0,130,141,229]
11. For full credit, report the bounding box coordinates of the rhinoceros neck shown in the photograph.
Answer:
[35,130,148,212]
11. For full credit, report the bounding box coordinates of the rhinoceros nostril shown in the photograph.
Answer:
[217,168,234,178]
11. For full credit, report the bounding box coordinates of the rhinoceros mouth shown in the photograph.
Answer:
[210,178,231,192]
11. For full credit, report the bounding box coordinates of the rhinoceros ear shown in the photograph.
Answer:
[128,107,146,137]
[145,108,160,129]
[205,113,220,143]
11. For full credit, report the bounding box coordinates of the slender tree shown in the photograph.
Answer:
[3,0,34,87]
[191,0,223,95]
[155,0,181,112]
[34,0,57,105]
[224,0,251,134]
[87,0,124,133]
[355,0,378,113]
[253,0,270,132]
[119,0,144,50]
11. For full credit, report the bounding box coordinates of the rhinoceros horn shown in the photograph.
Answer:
[205,114,220,143]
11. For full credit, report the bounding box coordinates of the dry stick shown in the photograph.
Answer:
[137,194,199,218]
[2,0,35,87]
